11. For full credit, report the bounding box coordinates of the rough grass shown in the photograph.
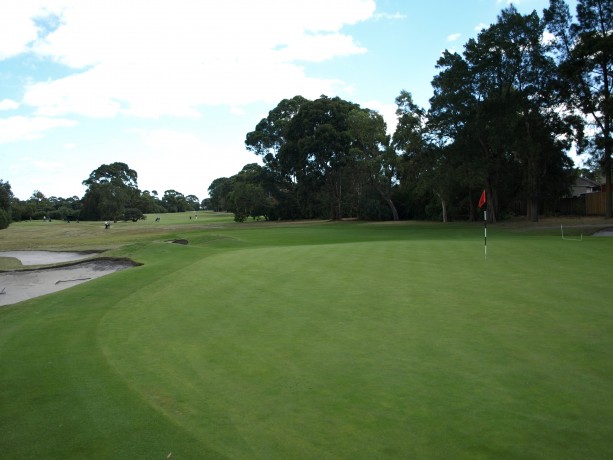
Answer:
[1,215,612,458]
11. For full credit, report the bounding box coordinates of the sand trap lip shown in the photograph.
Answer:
[0,250,96,265]
[0,258,138,307]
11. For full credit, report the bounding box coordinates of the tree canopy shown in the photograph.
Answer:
[233,4,583,222]
[0,180,13,229]
[244,95,398,220]
[545,0,613,217]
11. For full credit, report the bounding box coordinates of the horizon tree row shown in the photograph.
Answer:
[1,163,202,226]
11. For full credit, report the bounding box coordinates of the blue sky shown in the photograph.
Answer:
[1,0,574,201]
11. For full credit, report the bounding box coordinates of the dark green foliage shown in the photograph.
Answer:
[234,6,584,223]
[162,189,189,213]
[544,0,613,217]
[425,6,574,222]
[136,190,165,214]
[81,163,141,221]
[243,95,397,220]
[124,208,144,222]
[78,163,193,220]
[207,177,234,212]
[0,180,13,228]
[0,180,12,211]
[0,208,9,229]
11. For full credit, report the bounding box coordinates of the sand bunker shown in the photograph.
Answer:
[0,250,94,265]
[0,253,137,307]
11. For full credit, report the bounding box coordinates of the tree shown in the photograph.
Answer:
[278,96,361,219]
[393,91,442,219]
[348,108,399,220]
[0,180,13,213]
[428,52,486,221]
[0,179,12,229]
[185,195,200,211]
[123,208,144,222]
[469,6,573,221]
[27,190,53,219]
[136,190,164,214]
[209,164,278,221]
[246,95,404,220]
[207,177,234,212]
[428,6,574,221]
[201,197,212,210]
[545,0,613,217]
[83,162,138,189]
[162,190,188,213]
[246,95,309,170]
[81,162,140,220]
[227,182,273,222]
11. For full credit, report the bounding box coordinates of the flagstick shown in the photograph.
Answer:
[484,209,487,259]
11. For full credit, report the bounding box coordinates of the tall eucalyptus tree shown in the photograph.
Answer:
[545,0,613,217]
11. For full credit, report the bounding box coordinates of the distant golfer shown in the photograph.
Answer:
[104,221,110,229]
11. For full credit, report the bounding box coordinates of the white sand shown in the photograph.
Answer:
[0,258,136,307]
[0,250,94,265]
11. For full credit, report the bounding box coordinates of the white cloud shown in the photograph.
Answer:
[447,33,461,42]
[27,158,63,172]
[374,12,407,20]
[0,1,44,59]
[23,70,123,118]
[0,99,20,111]
[17,0,376,119]
[276,33,367,63]
[0,116,76,143]
[128,128,256,196]
[136,129,208,154]
[475,23,487,32]
[3,154,89,199]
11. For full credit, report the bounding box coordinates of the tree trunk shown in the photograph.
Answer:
[605,129,612,218]
[386,197,400,221]
[527,197,539,222]
[373,186,399,221]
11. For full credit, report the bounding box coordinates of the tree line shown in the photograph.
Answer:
[209,0,612,223]
[0,163,203,228]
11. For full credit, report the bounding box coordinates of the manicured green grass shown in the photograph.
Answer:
[1,217,612,458]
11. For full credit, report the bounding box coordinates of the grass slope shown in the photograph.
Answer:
[1,217,612,458]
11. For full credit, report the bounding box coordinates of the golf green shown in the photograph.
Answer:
[1,220,612,458]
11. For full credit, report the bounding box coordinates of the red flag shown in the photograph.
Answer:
[478,190,486,209]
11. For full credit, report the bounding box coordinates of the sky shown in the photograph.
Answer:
[0,0,576,201]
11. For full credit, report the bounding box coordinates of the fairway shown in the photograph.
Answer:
[1,217,612,458]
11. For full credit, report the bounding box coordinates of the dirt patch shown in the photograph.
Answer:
[0,259,139,307]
